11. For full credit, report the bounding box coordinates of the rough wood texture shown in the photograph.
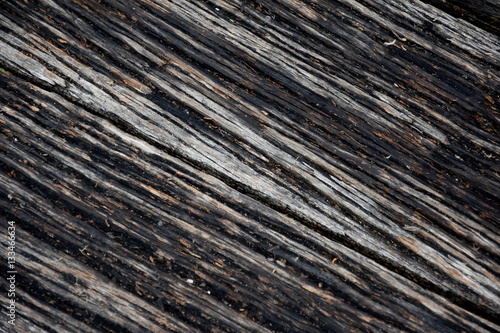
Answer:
[1,0,499,332]
[422,0,500,36]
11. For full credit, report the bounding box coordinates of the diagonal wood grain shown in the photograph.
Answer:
[1,0,499,332]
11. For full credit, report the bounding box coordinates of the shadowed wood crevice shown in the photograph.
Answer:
[420,0,500,36]
[1,0,499,332]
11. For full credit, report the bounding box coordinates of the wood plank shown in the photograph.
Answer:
[1,0,499,332]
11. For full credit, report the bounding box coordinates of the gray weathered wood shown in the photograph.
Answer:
[0,0,499,332]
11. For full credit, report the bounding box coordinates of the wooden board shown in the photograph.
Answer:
[0,0,499,332]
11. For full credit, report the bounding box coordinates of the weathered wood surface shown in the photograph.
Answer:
[0,0,499,332]
[422,0,500,36]
[442,0,500,21]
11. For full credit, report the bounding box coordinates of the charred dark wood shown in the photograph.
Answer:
[0,0,499,332]
[421,0,500,36]
[448,0,499,21]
